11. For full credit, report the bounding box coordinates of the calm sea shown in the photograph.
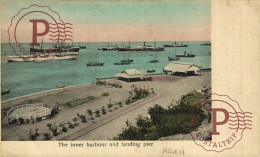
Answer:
[1,41,211,101]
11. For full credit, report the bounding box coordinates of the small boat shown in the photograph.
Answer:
[149,53,159,63]
[147,70,156,73]
[168,56,180,61]
[78,42,86,49]
[79,45,86,49]
[176,50,195,57]
[86,52,104,66]
[1,89,11,95]
[98,42,118,51]
[172,41,188,47]
[56,85,65,88]
[114,54,133,65]
[200,42,211,46]
[168,47,180,61]
[121,59,133,63]
[163,41,174,47]
[149,60,159,63]
[163,44,174,47]
[121,54,134,63]
[114,61,132,65]
[87,62,104,66]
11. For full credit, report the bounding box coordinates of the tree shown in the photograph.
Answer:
[102,109,107,115]
[62,126,68,132]
[68,122,75,128]
[52,128,59,136]
[95,110,100,117]
[35,129,39,136]
[29,134,37,141]
[114,92,207,140]
[107,103,113,112]
[80,115,87,122]
[43,133,52,140]
[72,117,78,124]
[87,109,93,116]
[114,126,142,140]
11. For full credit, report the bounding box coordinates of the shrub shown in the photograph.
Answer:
[102,92,109,96]
[43,133,52,140]
[87,109,93,116]
[125,98,132,105]
[96,80,107,85]
[72,117,78,124]
[62,126,68,132]
[29,134,37,141]
[118,102,123,107]
[107,103,113,109]
[102,109,107,115]
[114,92,207,140]
[95,110,100,117]
[68,122,75,128]
[80,115,87,122]
[114,107,118,110]
[59,96,97,108]
[67,102,72,107]
[52,128,59,136]
[47,123,52,130]
[18,136,25,141]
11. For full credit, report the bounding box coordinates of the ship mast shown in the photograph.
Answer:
[154,38,156,48]
[128,37,130,48]
[40,38,43,50]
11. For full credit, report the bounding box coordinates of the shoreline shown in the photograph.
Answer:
[1,82,94,104]
[1,69,211,103]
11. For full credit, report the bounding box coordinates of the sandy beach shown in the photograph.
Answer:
[1,71,211,141]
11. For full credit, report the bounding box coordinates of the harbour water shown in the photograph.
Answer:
[1,41,211,101]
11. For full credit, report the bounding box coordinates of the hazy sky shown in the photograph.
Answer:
[1,0,211,43]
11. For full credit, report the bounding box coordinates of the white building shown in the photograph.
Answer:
[115,69,144,82]
[163,62,201,76]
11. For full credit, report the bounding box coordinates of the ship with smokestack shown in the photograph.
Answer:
[7,40,80,62]
[163,41,188,48]
[118,41,165,53]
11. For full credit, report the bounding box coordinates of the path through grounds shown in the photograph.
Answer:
[62,94,160,140]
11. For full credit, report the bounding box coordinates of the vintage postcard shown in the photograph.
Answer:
[0,0,259,156]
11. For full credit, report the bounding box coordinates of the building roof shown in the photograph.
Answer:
[163,62,201,73]
[8,103,52,119]
[115,69,144,79]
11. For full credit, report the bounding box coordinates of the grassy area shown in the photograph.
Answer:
[59,96,97,108]
[102,92,109,96]
[114,91,207,140]
[125,88,150,105]
[96,80,122,88]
